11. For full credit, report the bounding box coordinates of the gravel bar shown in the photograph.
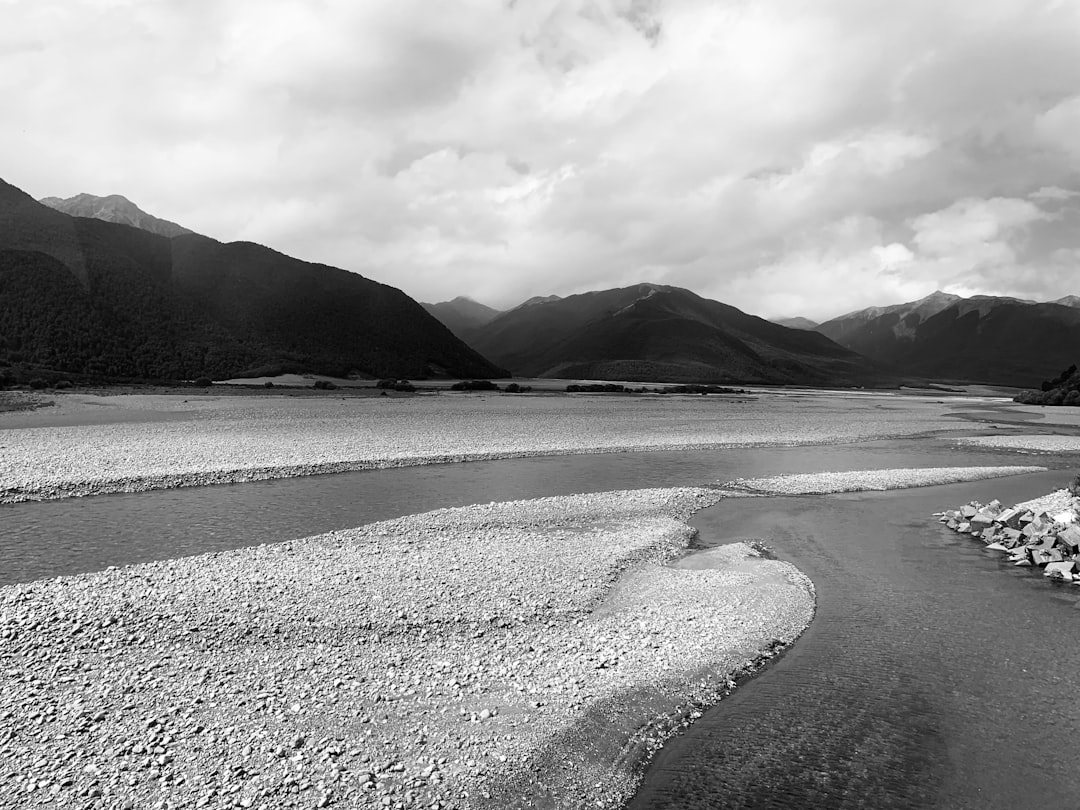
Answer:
[0,393,961,504]
[955,435,1080,453]
[724,466,1047,495]
[0,487,814,810]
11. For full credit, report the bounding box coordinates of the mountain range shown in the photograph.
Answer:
[814,291,1080,387]
[461,283,888,386]
[0,178,504,383]
[7,176,1077,389]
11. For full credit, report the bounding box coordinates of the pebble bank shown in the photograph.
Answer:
[0,488,814,810]
[724,466,1047,496]
[0,393,961,504]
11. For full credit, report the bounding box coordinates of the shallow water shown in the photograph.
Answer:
[0,439,1041,585]
[4,425,1079,808]
[629,470,1080,810]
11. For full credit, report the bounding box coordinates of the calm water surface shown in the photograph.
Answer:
[630,470,1080,810]
[0,439,1039,585]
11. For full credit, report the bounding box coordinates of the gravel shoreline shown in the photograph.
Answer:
[0,393,963,504]
[0,488,815,810]
[725,466,1047,495]
[955,435,1080,453]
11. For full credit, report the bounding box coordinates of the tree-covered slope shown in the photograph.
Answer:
[0,178,505,382]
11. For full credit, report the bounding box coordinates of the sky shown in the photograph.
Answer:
[4,0,1080,321]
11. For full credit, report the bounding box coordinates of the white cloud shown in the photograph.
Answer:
[909,197,1045,257]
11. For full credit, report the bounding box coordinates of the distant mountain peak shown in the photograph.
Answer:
[1054,295,1080,309]
[814,290,1080,386]
[465,282,884,385]
[38,192,192,238]
[921,289,960,305]
[421,296,502,340]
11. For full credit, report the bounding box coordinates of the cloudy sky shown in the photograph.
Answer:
[4,0,1080,320]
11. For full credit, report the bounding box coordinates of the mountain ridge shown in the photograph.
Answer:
[467,283,890,386]
[0,178,506,383]
[814,290,1080,386]
[421,297,501,341]
[39,192,193,238]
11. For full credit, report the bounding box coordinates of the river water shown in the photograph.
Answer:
[629,470,1080,809]
[0,438,1024,586]
[3,434,1078,809]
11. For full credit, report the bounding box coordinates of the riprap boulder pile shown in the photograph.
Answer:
[940,489,1080,582]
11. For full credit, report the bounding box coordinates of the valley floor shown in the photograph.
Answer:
[1,390,1077,809]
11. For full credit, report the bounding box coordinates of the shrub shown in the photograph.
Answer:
[54,380,73,390]
[194,377,213,387]
[451,380,499,391]
[376,379,398,389]
[264,381,275,388]
[566,383,626,393]
[28,378,48,390]
[313,379,337,390]
[393,380,415,392]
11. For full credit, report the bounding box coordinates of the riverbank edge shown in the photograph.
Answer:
[0,432,956,505]
[722,465,1049,496]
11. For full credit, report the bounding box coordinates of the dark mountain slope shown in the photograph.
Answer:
[816,291,961,347]
[468,283,887,385]
[0,179,90,285]
[39,193,192,238]
[0,178,504,382]
[421,297,501,340]
[816,291,1080,387]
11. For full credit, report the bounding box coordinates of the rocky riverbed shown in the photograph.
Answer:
[0,487,815,810]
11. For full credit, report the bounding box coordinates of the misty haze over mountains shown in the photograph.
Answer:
[4,179,1078,389]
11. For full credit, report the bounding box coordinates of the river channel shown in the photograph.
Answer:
[0,437,1031,585]
[630,470,1080,809]
[3,435,1079,809]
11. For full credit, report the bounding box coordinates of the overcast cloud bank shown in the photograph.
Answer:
[5,0,1079,319]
